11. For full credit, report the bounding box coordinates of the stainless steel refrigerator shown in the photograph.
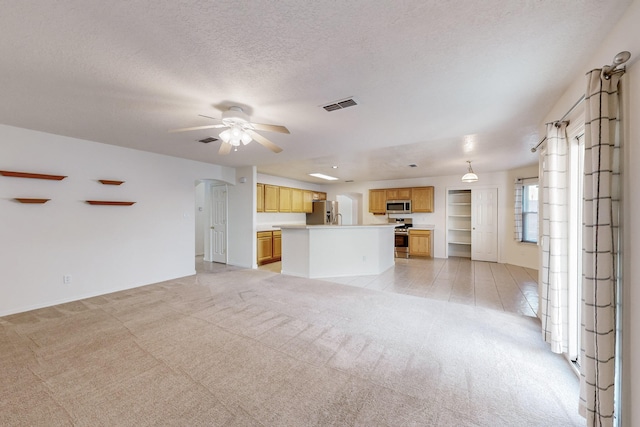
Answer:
[306,201,339,225]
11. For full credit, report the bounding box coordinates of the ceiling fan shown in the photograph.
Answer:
[169,106,289,155]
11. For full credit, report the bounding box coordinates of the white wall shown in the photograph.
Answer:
[227,166,256,269]
[539,1,640,424]
[194,181,205,256]
[0,124,235,316]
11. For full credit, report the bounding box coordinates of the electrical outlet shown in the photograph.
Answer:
[63,275,72,284]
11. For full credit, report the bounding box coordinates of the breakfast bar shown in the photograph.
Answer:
[277,224,396,279]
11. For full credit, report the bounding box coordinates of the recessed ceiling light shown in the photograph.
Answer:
[309,173,339,181]
[332,165,338,169]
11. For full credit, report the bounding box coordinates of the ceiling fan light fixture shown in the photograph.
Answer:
[219,128,231,143]
[461,160,478,183]
[241,132,252,145]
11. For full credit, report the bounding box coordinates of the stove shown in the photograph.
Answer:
[390,218,413,257]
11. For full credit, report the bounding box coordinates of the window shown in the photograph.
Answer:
[521,183,539,243]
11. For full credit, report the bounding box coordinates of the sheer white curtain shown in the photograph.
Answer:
[514,180,523,241]
[578,69,622,427]
[539,122,569,354]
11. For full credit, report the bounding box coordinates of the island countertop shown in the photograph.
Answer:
[276,224,397,230]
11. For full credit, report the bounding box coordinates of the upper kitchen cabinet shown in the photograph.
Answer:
[369,189,386,214]
[291,188,304,212]
[264,184,279,212]
[411,186,434,213]
[313,191,327,201]
[257,183,264,212]
[303,190,314,213]
[386,188,412,200]
[279,187,292,212]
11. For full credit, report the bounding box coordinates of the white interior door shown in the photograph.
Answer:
[471,188,498,262]
[209,185,228,264]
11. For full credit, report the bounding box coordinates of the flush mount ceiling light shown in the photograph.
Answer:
[309,173,339,181]
[461,160,478,183]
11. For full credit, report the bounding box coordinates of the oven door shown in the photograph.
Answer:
[394,233,409,258]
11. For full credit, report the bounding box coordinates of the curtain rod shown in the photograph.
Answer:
[530,94,585,153]
[530,50,631,153]
[516,176,538,181]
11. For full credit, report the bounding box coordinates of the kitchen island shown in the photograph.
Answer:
[277,224,396,279]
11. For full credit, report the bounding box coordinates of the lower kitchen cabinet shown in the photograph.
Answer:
[409,229,432,257]
[257,230,281,265]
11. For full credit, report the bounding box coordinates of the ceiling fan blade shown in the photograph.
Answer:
[250,123,290,134]
[198,114,220,120]
[218,142,232,155]
[246,130,283,153]
[168,124,226,133]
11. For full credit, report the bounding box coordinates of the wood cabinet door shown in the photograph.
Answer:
[412,186,434,212]
[279,187,292,212]
[303,190,314,213]
[272,231,282,260]
[369,189,386,214]
[386,189,398,200]
[256,183,264,212]
[409,230,431,257]
[264,185,279,212]
[257,232,273,264]
[291,189,303,212]
[397,188,412,199]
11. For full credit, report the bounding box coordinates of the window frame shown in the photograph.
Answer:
[521,182,539,244]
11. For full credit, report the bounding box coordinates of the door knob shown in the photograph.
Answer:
[210,226,215,229]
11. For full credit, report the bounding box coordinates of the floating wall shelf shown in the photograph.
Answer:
[14,198,50,204]
[0,170,67,180]
[86,200,136,206]
[98,180,124,185]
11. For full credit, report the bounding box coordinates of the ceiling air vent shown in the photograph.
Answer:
[322,97,358,112]
[198,137,218,143]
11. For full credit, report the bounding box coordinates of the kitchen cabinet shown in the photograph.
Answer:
[257,183,325,213]
[369,189,386,214]
[303,190,314,213]
[278,187,292,212]
[411,186,434,213]
[386,188,412,200]
[291,188,304,212]
[257,230,281,265]
[409,229,431,257]
[264,185,279,212]
[273,230,282,259]
[257,183,264,212]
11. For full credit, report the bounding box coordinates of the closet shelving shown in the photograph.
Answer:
[447,189,472,258]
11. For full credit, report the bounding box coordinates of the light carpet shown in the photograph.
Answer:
[0,266,582,426]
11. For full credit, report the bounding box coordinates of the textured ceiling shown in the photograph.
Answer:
[0,1,632,184]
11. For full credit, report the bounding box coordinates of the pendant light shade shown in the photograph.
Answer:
[461,160,478,183]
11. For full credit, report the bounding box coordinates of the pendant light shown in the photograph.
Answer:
[461,160,478,183]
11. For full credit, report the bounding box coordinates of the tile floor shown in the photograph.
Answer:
[257,257,539,317]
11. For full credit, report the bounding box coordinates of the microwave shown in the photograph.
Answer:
[386,200,411,214]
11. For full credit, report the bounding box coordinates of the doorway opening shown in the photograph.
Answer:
[336,193,363,225]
